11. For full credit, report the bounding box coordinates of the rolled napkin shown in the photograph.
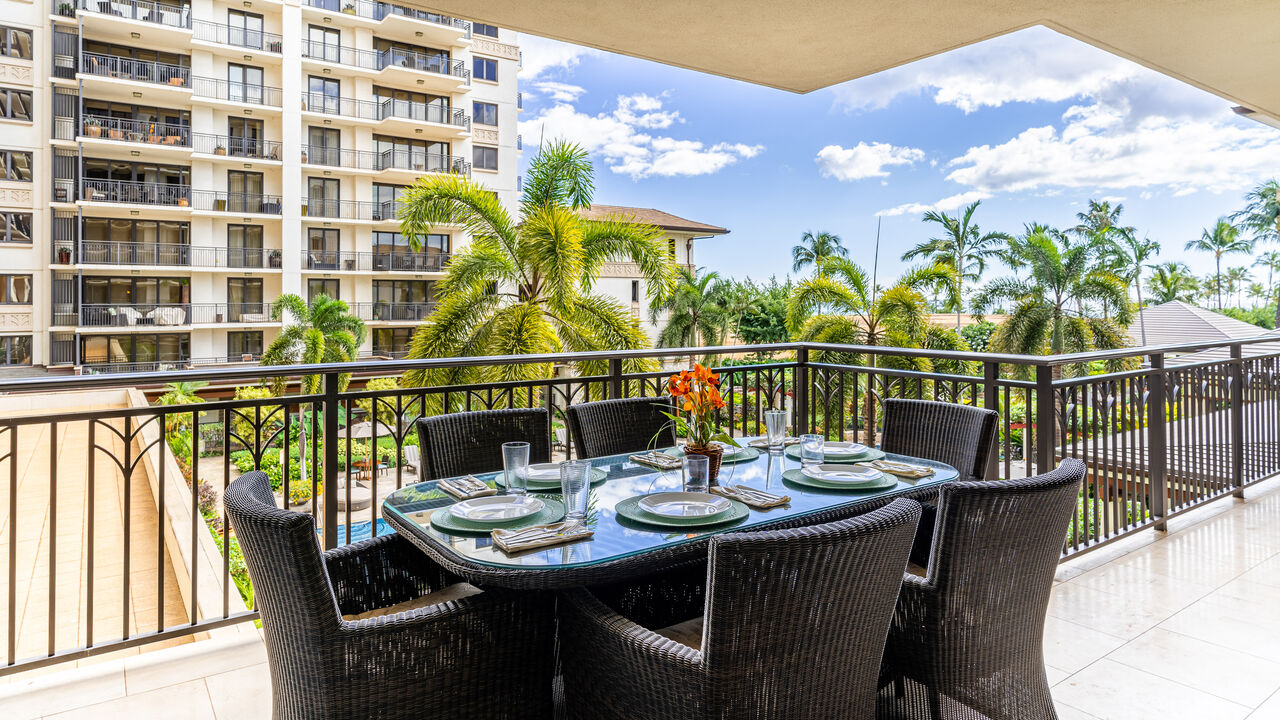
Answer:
[437,474,498,500]
[711,484,790,509]
[491,521,593,553]
[747,437,801,449]
[630,451,682,470]
[860,459,935,478]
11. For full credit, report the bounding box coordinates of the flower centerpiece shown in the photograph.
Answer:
[664,363,739,480]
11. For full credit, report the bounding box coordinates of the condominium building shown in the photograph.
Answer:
[0,0,522,375]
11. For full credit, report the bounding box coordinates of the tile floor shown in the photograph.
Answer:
[9,477,1280,719]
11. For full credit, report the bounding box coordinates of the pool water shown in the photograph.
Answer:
[327,519,393,545]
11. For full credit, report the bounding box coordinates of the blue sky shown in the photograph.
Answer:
[516,27,1280,287]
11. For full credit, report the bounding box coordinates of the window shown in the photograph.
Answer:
[228,170,264,212]
[227,278,264,321]
[0,88,31,121]
[228,224,263,268]
[473,101,497,126]
[473,57,497,82]
[0,274,29,303]
[307,25,340,62]
[80,333,189,366]
[227,117,264,157]
[307,177,339,217]
[373,280,432,319]
[227,63,264,103]
[306,227,339,268]
[373,134,448,172]
[306,126,340,165]
[307,278,338,301]
[82,101,189,138]
[631,280,640,303]
[0,150,31,181]
[307,76,340,114]
[82,218,188,254]
[0,335,29,365]
[372,231,448,271]
[0,212,30,243]
[0,27,32,59]
[472,145,497,171]
[669,238,677,260]
[373,86,448,123]
[81,276,185,306]
[372,183,408,221]
[472,22,498,38]
[374,39,449,73]
[228,10,265,49]
[227,331,262,360]
[373,328,414,357]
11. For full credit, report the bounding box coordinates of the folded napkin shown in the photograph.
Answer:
[859,460,935,478]
[491,521,593,553]
[630,451,682,470]
[437,475,497,500]
[711,484,790,509]
[747,437,801,449]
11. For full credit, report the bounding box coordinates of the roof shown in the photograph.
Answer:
[1128,301,1271,347]
[576,205,729,235]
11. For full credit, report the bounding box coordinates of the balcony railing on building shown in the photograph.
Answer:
[190,189,283,214]
[80,52,190,87]
[301,199,394,222]
[76,353,258,374]
[52,241,277,269]
[300,92,469,128]
[191,77,283,107]
[191,19,283,52]
[80,117,191,147]
[301,145,467,174]
[81,179,190,206]
[192,133,282,160]
[75,0,191,29]
[75,302,277,327]
[301,41,469,82]
[301,250,448,272]
[349,301,435,321]
[301,0,470,36]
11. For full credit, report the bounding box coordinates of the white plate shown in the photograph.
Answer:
[639,492,732,518]
[450,495,545,522]
[801,464,884,484]
[824,441,870,455]
[519,463,562,481]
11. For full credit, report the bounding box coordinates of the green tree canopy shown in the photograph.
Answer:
[903,200,1010,328]
[261,293,366,394]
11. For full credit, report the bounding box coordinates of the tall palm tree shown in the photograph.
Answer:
[903,200,1011,329]
[261,293,366,394]
[1101,232,1159,342]
[1185,219,1253,311]
[1235,180,1280,242]
[1072,199,1134,245]
[1226,266,1252,308]
[791,231,847,274]
[397,140,674,390]
[1248,282,1268,309]
[1146,262,1199,304]
[651,268,731,358]
[1254,250,1280,308]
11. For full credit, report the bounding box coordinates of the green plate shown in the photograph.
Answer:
[614,494,750,528]
[662,445,761,465]
[429,497,566,535]
[784,444,885,463]
[782,468,900,491]
[494,467,608,491]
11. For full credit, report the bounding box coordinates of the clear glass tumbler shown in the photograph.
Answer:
[502,441,530,497]
[560,460,592,520]
[764,410,788,451]
[684,454,710,493]
[800,434,825,466]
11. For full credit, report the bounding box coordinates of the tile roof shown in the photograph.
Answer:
[577,205,729,235]
[1128,300,1270,347]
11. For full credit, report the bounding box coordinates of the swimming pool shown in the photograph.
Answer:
[327,519,393,545]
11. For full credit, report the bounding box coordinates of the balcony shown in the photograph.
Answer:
[300,40,469,83]
[192,133,282,161]
[350,301,435,321]
[79,52,190,87]
[80,179,190,206]
[74,302,277,327]
[52,241,278,268]
[75,0,191,29]
[300,92,469,129]
[79,116,191,147]
[191,190,283,214]
[301,0,471,37]
[301,199,395,222]
[191,77,283,107]
[301,250,448,272]
[301,145,468,174]
[191,19,283,52]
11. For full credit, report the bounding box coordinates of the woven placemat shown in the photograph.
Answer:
[781,468,900,491]
[783,444,885,463]
[662,445,761,465]
[613,494,750,529]
[429,497,566,535]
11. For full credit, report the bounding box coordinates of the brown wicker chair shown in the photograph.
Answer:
[565,396,676,459]
[877,459,1085,720]
[559,498,922,720]
[414,407,550,480]
[879,398,999,567]
[224,471,556,720]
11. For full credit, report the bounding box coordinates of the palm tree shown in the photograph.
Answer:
[791,231,847,274]
[903,200,1011,329]
[1254,250,1280,308]
[1248,282,1268,309]
[1235,180,1280,242]
[156,380,207,432]
[1185,219,1253,310]
[1226,266,1252,308]
[651,268,731,360]
[261,293,366,394]
[1101,232,1159,342]
[1146,262,1199,304]
[397,140,673,391]
[1072,199,1135,245]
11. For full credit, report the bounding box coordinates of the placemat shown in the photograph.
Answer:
[429,498,567,535]
[614,494,750,528]
[781,468,900,491]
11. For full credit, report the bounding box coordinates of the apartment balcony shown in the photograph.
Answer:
[79,178,190,206]
[191,77,283,108]
[301,199,395,223]
[348,301,435,322]
[300,0,471,44]
[52,241,279,269]
[300,40,469,88]
[301,145,468,175]
[191,19,283,54]
[73,302,277,327]
[78,116,192,153]
[74,0,191,28]
[190,189,283,215]
[300,250,448,272]
[73,0,194,52]
[79,52,191,90]
[300,92,469,133]
[192,133,283,162]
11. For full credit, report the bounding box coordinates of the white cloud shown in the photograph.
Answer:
[519,93,764,179]
[530,81,586,103]
[877,191,991,217]
[516,34,598,80]
[815,142,925,181]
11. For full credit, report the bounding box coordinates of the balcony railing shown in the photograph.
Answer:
[301,145,468,174]
[191,19,283,52]
[80,179,190,205]
[77,354,258,374]
[192,133,282,160]
[76,0,191,28]
[80,116,191,146]
[53,241,278,268]
[191,77,283,107]
[301,40,469,81]
[190,189,283,214]
[301,199,395,221]
[301,0,470,36]
[300,92,469,127]
[80,52,190,87]
[349,301,435,321]
[301,249,449,271]
[76,302,278,326]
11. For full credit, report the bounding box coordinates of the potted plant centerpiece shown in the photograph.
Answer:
[663,363,738,480]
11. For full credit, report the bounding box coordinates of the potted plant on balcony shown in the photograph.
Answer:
[82,116,101,138]
[57,1,73,16]
[661,363,739,481]
[56,245,71,264]
[341,2,356,13]
[214,143,227,156]
[107,126,123,141]
[177,195,189,207]
[268,249,281,268]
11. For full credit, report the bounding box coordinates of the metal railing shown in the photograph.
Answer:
[192,133,282,160]
[300,92,468,127]
[80,52,190,87]
[80,117,191,146]
[301,0,470,36]
[76,0,191,28]
[80,179,190,205]
[300,250,448,271]
[191,77,283,107]
[75,302,278,326]
[301,199,395,221]
[191,20,283,52]
[301,145,467,174]
[190,190,283,214]
[301,40,468,81]
[348,301,435,321]
[54,241,277,268]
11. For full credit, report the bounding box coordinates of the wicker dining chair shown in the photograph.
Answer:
[559,498,922,720]
[879,398,999,567]
[414,407,550,480]
[877,459,1086,720]
[224,471,556,720]
[565,396,676,459]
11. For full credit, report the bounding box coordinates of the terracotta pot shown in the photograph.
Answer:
[683,443,724,481]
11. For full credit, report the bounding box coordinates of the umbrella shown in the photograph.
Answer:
[348,421,395,439]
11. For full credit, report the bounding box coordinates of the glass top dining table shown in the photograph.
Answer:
[382,440,959,590]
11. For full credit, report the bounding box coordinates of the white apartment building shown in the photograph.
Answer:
[0,0,521,375]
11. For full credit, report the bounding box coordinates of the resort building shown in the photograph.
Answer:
[1,0,522,375]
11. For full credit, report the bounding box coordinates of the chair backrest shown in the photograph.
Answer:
[223,472,340,689]
[565,396,676,459]
[701,498,921,719]
[414,408,550,480]
[880,398,999,481]
[402,444,420,472]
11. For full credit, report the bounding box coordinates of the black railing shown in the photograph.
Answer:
[302,0,470,36]
[80,179,190,205]
[76,0,191,28]
[300,91,468,127]
[301,145,467,174]
[190,189,283,214]
[349,301,435,321]
[191,19,283,51]
[54,241,276,268]
[301,40,468,81]
[80,117,191,146]
[77,302,278,326]
[192,133,282,160]
[191,77,283,107]
[301,199,394,221]
[80,52,190,86]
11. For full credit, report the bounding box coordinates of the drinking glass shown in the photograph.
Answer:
[560,460,592,520]
[502,441,530,497]
[764,410,788,451]
[684,455,710,493]
[800,434,825,466]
